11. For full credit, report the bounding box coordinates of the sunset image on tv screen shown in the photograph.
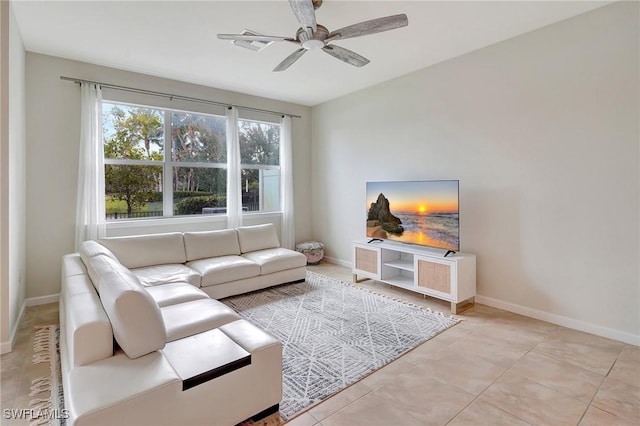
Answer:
[366,180,459,251]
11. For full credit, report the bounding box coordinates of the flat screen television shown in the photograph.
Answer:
[366,180,460,252]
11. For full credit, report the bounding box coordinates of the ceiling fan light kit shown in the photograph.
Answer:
[217,0,408,72]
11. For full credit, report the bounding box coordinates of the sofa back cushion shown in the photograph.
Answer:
[99,233,186,269]
[79,241,119,290]
[183,229,241,261]
[236,224,280,253]
[79,240,118,262]
[96,257,166,359]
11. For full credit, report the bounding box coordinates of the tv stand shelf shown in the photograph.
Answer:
[384,258,414,271]
[352,239,476,314]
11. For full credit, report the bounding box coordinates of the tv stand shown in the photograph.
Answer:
[444,250,456,258]
[352,240,476,314]
[367,238,384,244]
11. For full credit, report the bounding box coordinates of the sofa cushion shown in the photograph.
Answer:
[161,299,240,342]
[87,255,123,292]
[183,229,241,261]
[98,233,186,269]
[242,248,308,275]
[236,224,280,254]
[187,255,260,287]
[96,257,166,359]
[80,241,119,289]
[145,283,210,307]
[132,264,201,287]
[79,240,118,263]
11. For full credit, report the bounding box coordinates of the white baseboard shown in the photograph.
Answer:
[26,293,59,307]
[476,294,640,346]
[0,299,26,354]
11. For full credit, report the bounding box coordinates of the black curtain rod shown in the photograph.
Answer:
[60,76,301,119]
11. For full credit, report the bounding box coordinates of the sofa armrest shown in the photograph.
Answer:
[66,351,182,426]
[64,292,113,367]
[62,253,87,279]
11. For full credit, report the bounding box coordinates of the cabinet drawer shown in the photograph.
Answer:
[417,259,451,294]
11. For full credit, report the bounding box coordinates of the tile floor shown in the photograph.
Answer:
[1,263,638,425]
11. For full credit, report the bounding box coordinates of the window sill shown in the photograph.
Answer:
[105,211,283,231]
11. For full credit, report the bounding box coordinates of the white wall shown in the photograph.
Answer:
[0,1,27,353]
[311,2,639,343]
[25,53,312,299]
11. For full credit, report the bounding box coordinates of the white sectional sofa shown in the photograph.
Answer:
[59,224,307,425]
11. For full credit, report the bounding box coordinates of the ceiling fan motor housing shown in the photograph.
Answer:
[297,24,329,50]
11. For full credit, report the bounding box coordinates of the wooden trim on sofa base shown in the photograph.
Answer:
[249,403,280,422]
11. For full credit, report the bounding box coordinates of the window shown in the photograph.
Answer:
[102,102,280,220]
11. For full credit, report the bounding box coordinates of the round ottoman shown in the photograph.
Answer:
[296,241,325,265]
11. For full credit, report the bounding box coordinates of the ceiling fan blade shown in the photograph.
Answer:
[273,48,307,72]
[217,34,296,43]
[322,45,370,67]
[328,14,408,41]
[288,0,317,36]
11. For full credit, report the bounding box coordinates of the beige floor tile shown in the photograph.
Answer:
[608,345,640,389]
[445,333,527,369]
[2,395,33,426]
[489,311,561,335]
[307,264,353,283]
[1,374,19,404]
[579,405,637,426]
[479,372,588,425]
[1,352,28,373]
[507,351,605,403]
[284,411,318,426]
[322,376,474,426]
[447,399,530,426]
[591,376,640,423]
[425,324,473,346]
[400,339,450,365]
[307,380,373,421]
[414,347,510,395]
[467,321,548,352]
[354,355,414,390]
[533,328,624,375]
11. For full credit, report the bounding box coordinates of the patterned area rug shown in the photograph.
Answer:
[223,271,460,421]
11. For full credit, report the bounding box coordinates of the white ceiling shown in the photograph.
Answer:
[12,0,611,106]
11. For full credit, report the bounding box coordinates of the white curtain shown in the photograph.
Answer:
[74,83,106,250]
[280,115,295,249]
[226,106,243,228]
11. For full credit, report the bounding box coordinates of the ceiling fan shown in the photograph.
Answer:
[217,0,408,72]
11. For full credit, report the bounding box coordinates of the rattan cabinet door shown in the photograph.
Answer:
[353,245,381,279]
[416,258,452,296]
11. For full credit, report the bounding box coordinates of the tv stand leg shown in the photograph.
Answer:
[451,297,475,315]
[444,250,456,258]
